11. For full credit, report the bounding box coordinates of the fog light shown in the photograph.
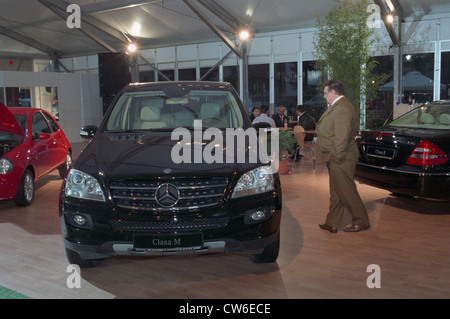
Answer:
[251,210,266,221]
[244,207,272,225]
[72,214,86,226]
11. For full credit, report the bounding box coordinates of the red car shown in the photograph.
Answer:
[0,103,72,206]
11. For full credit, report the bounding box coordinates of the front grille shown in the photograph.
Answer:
[109,217,229,233]
[109,177,228,212]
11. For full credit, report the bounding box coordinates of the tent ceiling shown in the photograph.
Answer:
[1,0,450,59]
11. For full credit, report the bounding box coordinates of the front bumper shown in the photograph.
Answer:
[355,162,450,200]
[59,191,282,260]
[0,173,19,200]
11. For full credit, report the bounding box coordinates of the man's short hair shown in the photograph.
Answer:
[324,79,345,95]
[296,105,306,113]
[259,104,269,113]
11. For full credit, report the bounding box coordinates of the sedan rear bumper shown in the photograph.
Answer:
[355,162,450,200]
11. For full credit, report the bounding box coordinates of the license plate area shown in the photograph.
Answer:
[366,146,395,159]
[133,233,204,251]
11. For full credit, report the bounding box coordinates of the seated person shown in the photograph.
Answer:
[296,105,316,141]
[252,104,276,128]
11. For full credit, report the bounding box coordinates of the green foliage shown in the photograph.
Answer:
[266,130,296,159]
[277,130,297,159]
[313,0,388,123]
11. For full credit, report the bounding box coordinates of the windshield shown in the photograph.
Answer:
[105,89,244,131]
[389,103,450,130]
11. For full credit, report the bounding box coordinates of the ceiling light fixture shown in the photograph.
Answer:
[239,30,250,40]
[127,43,137,53]
[386,14,394,23]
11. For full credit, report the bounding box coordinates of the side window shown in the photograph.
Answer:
[32,112,51,139]
[42,112,60,132]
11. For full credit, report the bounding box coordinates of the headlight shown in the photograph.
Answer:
[231,166,275,199]
[65,169,105,202]
[0,158,13,174]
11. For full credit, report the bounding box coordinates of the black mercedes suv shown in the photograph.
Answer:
[59,81,282,267]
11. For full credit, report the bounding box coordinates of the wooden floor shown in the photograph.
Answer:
[0,143,449,299]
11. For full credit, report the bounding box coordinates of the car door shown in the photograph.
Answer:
[30,112,52,178]
[41,111,67,170]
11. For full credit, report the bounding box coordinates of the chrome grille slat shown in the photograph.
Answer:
[109,177,228,212]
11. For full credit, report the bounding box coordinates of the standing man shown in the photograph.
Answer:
[315,79,369,233]
[272,105,287,128]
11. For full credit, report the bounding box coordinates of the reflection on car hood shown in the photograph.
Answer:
[74,132,262,179]
[0,103,24,137]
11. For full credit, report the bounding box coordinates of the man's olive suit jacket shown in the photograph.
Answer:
[315,96,359,164]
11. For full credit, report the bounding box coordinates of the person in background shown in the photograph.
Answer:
[252,104,276,128]
[315,79,370,233]
[249,106,261,122]
[51,96,59,120]
[272,105,287,128]
[296,104,316,141]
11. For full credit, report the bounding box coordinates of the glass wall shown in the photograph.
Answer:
[274,62,297,117]
[248,64,270,114]
[223,65,239,94]
[200,67,219,81]
[159,69,175,81]
[402,53,434,104]
[302,61,326,122]
[368,55,394,127]
[139,70,155,82]
[136,49,446,125]
[179,68,196,81]
[441,51,450,100]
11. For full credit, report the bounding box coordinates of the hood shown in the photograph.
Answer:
[74,132,262,180]
[0,103,24,137]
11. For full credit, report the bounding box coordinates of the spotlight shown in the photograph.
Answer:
[387,15,394,23]
[127,43,137,53]
[239,30,250,40]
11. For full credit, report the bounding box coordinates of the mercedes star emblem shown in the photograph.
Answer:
[155,183,180,207]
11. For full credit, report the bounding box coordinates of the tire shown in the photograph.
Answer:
[249,232,280,263]
[58,151,72,179]
[65,248,103,268]
[14,169,35,206]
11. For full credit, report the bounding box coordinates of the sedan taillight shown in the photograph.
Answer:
[406,141,448,166]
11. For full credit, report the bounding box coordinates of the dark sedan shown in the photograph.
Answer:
[355,100,450,200]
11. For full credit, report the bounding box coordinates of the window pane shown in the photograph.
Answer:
[402,53,434,104]
[139,71,155,83]
[274,62,297,117]
[369,55,394,127]
[248,64,269,114]
[159,70,174,81]
[223,65,238,94]
[179,68,196,81]
[302,61,326,121]
[441,52,450,100]
[200,67,219,81]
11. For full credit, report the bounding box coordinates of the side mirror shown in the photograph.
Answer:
[80,125,98,139]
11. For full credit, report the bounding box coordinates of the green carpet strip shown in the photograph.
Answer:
[0,286,31,299]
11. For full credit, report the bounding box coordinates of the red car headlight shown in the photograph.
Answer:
[0,157,13,174]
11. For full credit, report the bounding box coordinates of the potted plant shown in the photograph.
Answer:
[275,130,297,174]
